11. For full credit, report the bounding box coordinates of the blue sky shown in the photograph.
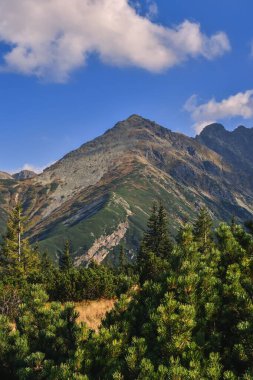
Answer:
[0,0,253,173]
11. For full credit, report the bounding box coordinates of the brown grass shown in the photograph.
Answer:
[75,299,116,331]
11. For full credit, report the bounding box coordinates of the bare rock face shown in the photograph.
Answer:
[1,115,253,265]
[13,170,37,180]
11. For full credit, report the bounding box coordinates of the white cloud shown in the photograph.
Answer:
[185,90,253,134]
[0,0,230,82]
[22,163,46,174]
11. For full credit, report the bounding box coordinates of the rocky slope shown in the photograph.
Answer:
[13,170,37,181]
[0,115,253,265]
[197,123,253,174]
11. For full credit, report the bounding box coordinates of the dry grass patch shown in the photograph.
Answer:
[75,299,116,331]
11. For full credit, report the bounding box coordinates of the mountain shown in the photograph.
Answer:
[0,171,13,180]
[196,123,253,174]
[13,170,37,181]
[0,115,253,265]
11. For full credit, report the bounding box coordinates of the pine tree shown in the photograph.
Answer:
[59,240,73,272]
[0,203,40,282]
[138,202,173,283]
[40,250,53,272]
[141,202,173,259]
[244,220,253,235]
[193,207,213,251]
[156,203,173,259]
[119,245,127,270]
[230,215,237,234]
[39,250,56,289]
[215,223,253,374]
[142,202,159,254]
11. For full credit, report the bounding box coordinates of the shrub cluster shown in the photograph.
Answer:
[1,204,253,378]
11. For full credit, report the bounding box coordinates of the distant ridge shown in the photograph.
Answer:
[0,171,13,180]
[197,122,253,172]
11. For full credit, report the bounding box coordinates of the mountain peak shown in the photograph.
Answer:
[126,114,143,121]
[105,114,157,135]
[200,123,226,136]
[200,123,253,137]
[13,170,37,181]
[234,125,250,134]
[2,115,253,266]
[123,114,153,127]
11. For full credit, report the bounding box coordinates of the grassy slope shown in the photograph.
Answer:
[36,163,199,263]
[36,159,251,265]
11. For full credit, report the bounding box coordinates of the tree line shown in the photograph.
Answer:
[0,204,136,316]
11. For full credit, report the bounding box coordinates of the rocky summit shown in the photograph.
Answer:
[12,170,37,181]
[0,115,253,265]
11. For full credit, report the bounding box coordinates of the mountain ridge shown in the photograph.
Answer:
[1,116,253,265]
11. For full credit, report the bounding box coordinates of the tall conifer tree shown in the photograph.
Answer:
[138,202,173,283]
[193,207,213,251]
[0,204,40,282]
[59,240,73,271]
[141,202,173,259]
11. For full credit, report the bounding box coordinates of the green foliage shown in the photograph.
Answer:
[0,204,40,284]
[0,285,86,379]
[59,240,73,272]
[81,207,253,379]
[1,204,253,379]
[46,262,135,302]
[244,219,253,235]
[142,202,173,259]
[138,202,173,284]
[0,283,21,319]
[193,206,213,251]
[119,245,127,270]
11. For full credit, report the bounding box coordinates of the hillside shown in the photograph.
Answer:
[0,115,253,264]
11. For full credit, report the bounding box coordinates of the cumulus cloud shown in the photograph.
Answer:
[185,90,253,134]
[0,0,230,82]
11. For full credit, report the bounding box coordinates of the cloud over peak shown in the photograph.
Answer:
[185,90,253,134]
[0,0,230,82]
